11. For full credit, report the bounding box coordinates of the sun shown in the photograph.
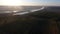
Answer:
[1,0,22,6]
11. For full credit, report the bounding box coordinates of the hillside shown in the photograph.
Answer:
[0,6,59,34]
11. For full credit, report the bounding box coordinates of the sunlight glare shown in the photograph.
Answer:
[1,0,23,6]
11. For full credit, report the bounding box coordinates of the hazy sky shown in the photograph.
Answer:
[0,0,60,6]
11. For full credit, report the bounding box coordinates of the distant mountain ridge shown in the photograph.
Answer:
[0,6,42,11]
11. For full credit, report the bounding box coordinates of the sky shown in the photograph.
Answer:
[0,0,60,6]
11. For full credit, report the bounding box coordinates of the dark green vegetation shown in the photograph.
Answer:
[0,8,59,34]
